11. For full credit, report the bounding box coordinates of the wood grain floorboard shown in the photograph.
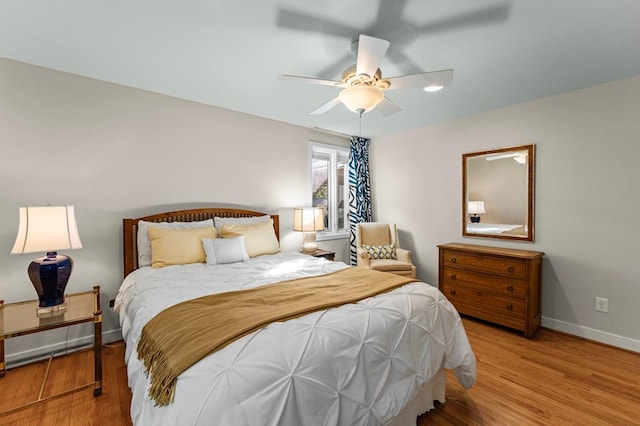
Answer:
[0,343,132,426]
[420,317,640,425]
[0,318,638,425]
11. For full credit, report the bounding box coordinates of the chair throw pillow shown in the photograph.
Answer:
[362,243,397,260]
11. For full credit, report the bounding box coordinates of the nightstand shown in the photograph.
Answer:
[0,286,103,415]
[305,249,335,261]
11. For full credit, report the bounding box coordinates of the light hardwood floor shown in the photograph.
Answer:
[1,318,638,425]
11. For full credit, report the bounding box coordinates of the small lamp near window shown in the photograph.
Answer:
[468,201,486,223]
[11,206,83,317]
[293,207,324,253]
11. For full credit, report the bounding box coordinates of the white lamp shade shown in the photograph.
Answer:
[468,201,486,215]
[293,208,324,232]
[11,205,83,254]
[339,85,384,113]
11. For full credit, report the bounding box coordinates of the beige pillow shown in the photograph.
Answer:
[148,226,217,268]
[220,219,280,258]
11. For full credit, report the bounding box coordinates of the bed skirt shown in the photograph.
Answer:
[389,368,446,425]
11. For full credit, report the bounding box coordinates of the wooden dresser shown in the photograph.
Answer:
[438,243,544,338]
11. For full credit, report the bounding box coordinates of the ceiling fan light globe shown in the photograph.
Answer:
[339,85,384,113]
[424,85,444,92]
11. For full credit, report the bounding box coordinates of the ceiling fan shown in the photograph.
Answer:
[279,34,453,116]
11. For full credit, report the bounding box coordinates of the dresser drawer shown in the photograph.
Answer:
[441,249,526,278]
[441,266,526,298]
[442,283,525,330]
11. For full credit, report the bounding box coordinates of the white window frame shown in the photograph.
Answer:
[308,141,349,241]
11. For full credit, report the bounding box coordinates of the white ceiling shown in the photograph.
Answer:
[1,0,639,137]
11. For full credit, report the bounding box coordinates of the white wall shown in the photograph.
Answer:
[371,75,640,351]
[0,57,349,364]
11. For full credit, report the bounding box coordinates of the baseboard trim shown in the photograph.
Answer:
[541,316,640,353]
[5,328,123,369]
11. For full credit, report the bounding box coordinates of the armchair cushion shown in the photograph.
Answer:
[369,259,413,272]
[361,243,397,260]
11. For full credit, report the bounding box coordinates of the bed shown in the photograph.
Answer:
[466,222,526,235]
[115,207,476,425]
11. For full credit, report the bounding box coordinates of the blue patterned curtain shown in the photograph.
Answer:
[348,136,372,265]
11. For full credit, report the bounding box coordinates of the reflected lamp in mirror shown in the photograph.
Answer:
[293,207,324,253]
[468,201,486,223]
[11,206,83,317]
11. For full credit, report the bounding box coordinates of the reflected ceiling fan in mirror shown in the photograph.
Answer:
[279,34,453,116]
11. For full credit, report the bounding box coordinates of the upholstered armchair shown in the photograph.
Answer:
[356,222,417,278]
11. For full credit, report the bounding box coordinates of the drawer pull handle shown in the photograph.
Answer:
[506,304,513,311]
[507,266,515,273]
[450,257,457,263]
[449,290,456,296]
[450,274,457,280]
[507,285,514,292]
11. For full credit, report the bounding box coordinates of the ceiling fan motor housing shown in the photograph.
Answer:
[341,67,390,89]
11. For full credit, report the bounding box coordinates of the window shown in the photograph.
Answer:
[309,142,349,239]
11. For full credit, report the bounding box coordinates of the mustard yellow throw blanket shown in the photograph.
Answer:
[137,267,418,406]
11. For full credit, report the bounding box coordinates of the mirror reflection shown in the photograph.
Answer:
[462,144,535,241]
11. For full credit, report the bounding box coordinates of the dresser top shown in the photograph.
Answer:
[438,242,545,259]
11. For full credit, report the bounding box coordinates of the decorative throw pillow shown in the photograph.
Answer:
[362,243,397,260]
[137,219,214,267]
[148,226,217,268]
[220,219,280,258]
[202,236,249,265]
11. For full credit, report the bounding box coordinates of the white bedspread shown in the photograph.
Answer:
[466,223,523,234]
[115,252,475,426]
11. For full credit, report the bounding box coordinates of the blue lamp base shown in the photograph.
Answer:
[470,215,481,223]
[27,252,73,317]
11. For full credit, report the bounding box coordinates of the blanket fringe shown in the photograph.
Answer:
[137,328,177,406]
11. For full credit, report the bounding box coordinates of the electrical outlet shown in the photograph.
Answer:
[595,297,608,313]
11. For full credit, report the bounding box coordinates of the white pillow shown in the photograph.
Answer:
[214,215,271,232]
[137,219,214,267]
[202,236,249,265]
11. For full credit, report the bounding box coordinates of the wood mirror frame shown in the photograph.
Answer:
[462,144,535,241]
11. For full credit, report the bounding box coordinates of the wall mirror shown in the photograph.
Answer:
[462,144,535,241]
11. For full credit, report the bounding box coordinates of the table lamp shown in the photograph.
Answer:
[11,206,83,317]
[293,207,324,253]
[468,201,486,223]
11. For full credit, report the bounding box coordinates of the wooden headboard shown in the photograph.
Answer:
[123,208,280,278]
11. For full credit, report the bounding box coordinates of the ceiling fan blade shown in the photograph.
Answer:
[279,75,345,87]
[374,0,409,25]
[355,35,390,77]
[416,5,510,35]
[385,69,454,90]
[377,97,402,117]
[310,97,342,115]
[276,9,359,38]
[386,49,424,75]
[314,52,354,80]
